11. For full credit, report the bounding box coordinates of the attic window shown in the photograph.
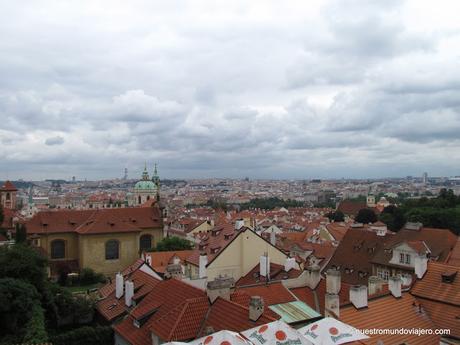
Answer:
[441,270,458,283]
[107,303,117,310]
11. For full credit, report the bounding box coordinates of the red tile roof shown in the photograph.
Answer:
[447,238,460,266]
[340,293,440,345]
[97,269,160,322]
[236,263,301,287]
[149,296,210,341]
[26,206,162,235]
[411,262,460,306]
[336,200,367,217]
[235,282,296,306]
[145,250,195,274]
[200,297,276,336]
[324,228,394,285]
[0,180,17,191]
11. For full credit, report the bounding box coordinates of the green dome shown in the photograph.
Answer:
[134,180,157,191]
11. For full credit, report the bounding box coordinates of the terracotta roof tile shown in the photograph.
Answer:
[236,263,301,286]
[340,293,440,345]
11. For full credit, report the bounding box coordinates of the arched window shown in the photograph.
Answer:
[105,240,120,260]
[6,193,10,201]
[51,240,65,259]
[138,196,142,204]
[139,234,152,252]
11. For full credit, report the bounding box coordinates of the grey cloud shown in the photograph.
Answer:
[45,136,65,146]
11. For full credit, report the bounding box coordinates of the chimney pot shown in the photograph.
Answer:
[326,268,341,294]
[124,280,134,307]
[388,276,402,298]
[414,254,428,279]
[260,254,271,278]
[249,296,264,321]
[115,272,123,299]
[349,285,368,309]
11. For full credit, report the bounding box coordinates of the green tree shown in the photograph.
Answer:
[379,205,406,231]
[0,244,48,292]
[355,208,378,224]
[0,278,40,337]
[326,210,345,222]
[15,223,27,244]
[154,236,193,252]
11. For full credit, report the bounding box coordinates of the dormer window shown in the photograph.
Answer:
[441,270,457,283]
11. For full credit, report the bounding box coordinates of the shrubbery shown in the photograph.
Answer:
[79,267,107,285]
[50,326,113,345]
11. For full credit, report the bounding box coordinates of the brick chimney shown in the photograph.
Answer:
[326,268,341,294]
[206,275,235,303]
[115,272,123,299]
[124,280,134,307]
[305,264,321,289]
[199,252,208,278]
[388,276,402,298]
[249,296,264,321]
[414,254,428,279]
[349,285,368,309]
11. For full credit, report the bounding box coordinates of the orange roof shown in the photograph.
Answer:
[340,293,440,345]
[235,282,296,306]
[26,207,162,235]
[447,238,460,266]
[200,297,276,335]
[411,261,460,306]
[97,269,160,322]
[0,180,17,191]
[99,259,144,298]
[415,298,460,339]
[149,296,210,341]
[236,262,301,286]
[145,250,195,274]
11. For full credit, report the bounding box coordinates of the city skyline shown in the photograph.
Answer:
[1,1,460,179]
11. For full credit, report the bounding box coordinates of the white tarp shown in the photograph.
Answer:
[190,330,253,345]
[242,320,314,345]
[298,317,369,345]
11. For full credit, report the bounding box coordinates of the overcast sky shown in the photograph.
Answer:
[1,0,460,180]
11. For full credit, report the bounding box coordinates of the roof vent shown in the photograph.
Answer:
[441,270,458,283]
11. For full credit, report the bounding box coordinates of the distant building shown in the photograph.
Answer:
[133,163,160,205]
[0,180,17,210]
[25,205,164,276]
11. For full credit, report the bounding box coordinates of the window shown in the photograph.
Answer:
[139,234,152,252]
[105,240,119,260]
[51,240,65,259]
[399,253,405,264]
[405,254,411,264]
[377,267,390,281]
[6,193,10,200]
[138,196,142,204]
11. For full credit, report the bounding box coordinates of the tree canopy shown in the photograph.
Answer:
[154,236,193,252]
[355,208,378,224]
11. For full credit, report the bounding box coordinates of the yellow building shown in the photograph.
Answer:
[26,205,164,276]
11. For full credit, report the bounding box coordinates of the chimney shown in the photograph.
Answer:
[124,280,134,307]
[284,257,296,272]
[260,254,270,278]
[270,231,276,246]
[145,254,152,266]
[305,264,321,289]
[249,296,264,321]
[115,272,123,299]
[326,269,341,294]
[388,276,402,298]
[165,264,183,280]
[199,252,208,278]
[206,275,235,303]
[235,219,244,230]
[349,285,368,309]
[414,254,428,279]
[325,293,340,318]
[173,256,180,265]
[368,276,383,295]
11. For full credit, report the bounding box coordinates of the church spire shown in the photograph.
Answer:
[142,162,149,180]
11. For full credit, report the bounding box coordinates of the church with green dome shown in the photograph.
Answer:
[134,163,161,205]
